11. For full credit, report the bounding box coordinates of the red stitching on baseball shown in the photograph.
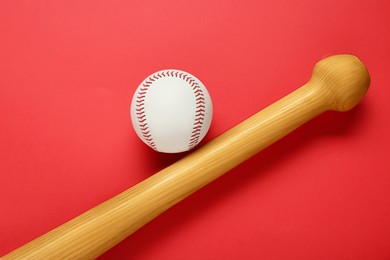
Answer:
[188,78,206,150]
[135,76,157,150]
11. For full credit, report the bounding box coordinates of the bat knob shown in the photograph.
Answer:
[311,54,370,112]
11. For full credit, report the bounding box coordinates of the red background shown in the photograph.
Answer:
[1,1,390,259]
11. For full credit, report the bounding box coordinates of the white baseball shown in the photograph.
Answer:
[130,69,213,153]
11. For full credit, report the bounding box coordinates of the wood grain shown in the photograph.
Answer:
[2,54,370,259]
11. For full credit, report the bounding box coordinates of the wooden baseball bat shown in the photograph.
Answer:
[2,54,370,259]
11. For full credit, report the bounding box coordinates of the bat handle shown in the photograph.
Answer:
[3,54,370,259]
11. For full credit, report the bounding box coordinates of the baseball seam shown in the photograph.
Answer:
[135,70,206,151]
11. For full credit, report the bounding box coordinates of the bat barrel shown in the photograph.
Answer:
[2,54,370,260]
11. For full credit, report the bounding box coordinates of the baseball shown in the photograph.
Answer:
[130,69,213,153]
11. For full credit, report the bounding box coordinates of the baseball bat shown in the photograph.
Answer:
[2,54,370,259]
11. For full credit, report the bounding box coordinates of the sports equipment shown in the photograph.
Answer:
[2,54,370,259]
[130,69,213,153]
